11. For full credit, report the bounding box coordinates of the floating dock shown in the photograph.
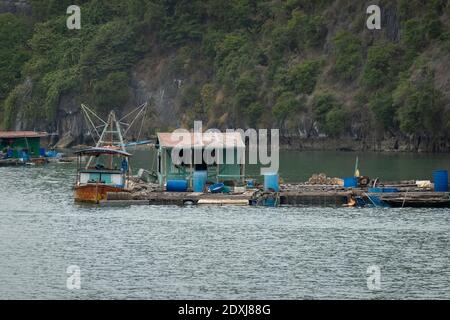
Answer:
[0,158,48,166]
[101,190,259,206]
[367,191,450,208]
[97,183,450,208]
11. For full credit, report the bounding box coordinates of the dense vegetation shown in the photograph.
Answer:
[0,0,449,150]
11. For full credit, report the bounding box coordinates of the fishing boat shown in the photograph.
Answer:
[74,147,132,203]
[74,104,149,203]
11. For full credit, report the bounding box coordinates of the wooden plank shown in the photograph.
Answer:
[197,199,249,206]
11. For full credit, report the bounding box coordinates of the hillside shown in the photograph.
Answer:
[0,0,449,151]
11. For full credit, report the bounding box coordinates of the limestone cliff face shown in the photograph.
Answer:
[50,57,184,148]
[3,0,449,152]
[130,53,185,129]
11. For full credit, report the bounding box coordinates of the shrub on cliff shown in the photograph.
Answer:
[0,14,31,100]
[80,19,139,81]
[368,91,397,131]
[93,71,130,115]
[362,42,404,89]
[394,68,445,136]
[332,31,362,81]
[287,10,327,50]
[312,92,346,137]
[312,92,336,125]
[324,106,346,137]
[273,91,302,127]
[276,59,322,95]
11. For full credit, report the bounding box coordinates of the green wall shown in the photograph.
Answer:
[157,147,243,187]
[0,137,41,158]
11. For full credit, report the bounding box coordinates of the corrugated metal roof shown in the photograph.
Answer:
[0,131,47,139]
[74,147,132,157]
[157,132,245,149]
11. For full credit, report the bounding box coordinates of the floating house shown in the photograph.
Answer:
[155,132,245,189]
[0,131,47,160]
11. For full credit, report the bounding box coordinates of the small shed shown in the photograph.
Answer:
[155,132,245,188]
[0,131,47,159]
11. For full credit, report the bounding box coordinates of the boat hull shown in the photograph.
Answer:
[74,184,129,203]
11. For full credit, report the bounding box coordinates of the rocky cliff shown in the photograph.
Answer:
[1,0,449,151]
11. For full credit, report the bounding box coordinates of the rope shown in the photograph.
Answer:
[364,192,377,207]
[133,105,147,153]
[401,189,408,208]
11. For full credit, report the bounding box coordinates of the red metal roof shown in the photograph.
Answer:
[0,131,48,139]
[157,132,245,149]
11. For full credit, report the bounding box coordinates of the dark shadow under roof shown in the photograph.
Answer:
[74,147,132,157]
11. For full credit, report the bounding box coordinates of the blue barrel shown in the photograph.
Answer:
[166,180,188,192]
[433,170,448,192]
[209,183,225,193]
[263,172,279,192]
[264,198,276,207]
[193,171,207,192]
[39,148,46,157]
[21,151,30,161]
[343,177,358,188]
[46,150,57,158]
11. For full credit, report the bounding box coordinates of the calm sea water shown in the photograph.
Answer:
[0,150,449,299]
[135,148,450,182]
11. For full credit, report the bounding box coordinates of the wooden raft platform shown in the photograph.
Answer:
[367,191,450,208]
[98,186,450,208]
[101,190,258,206]
[101,188,355,207]
[279,191,351,206]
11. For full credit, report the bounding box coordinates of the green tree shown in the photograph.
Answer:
[245,102,265,127]
[402,19,428,50]
[234,73,258,108]
[311,91,346,136]
[287,10,327,49]
[93,72,130,114]
[402,14,442,51]
[332,31,362,81]
[279,59,322,94]
[41,67,80,120]
[394,68,444,136]
[312,92,336,125]
[0,14,31,100]
[324,107,346,137]
[273,91,301,125]
[362,43,403,89]
[368,92,397,130]
[80,19,139,81]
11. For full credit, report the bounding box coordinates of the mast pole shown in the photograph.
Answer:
[114,112,131,182]
[109,112,114,169]
[86,112,110,169]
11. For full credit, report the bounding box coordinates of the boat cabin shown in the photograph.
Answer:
[74,147,132,188]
